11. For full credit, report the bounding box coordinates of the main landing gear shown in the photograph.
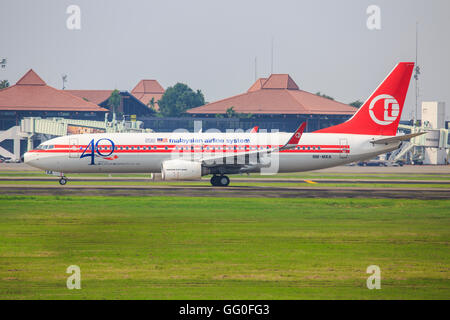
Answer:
[59,176,68,185]
[210,175,230,187]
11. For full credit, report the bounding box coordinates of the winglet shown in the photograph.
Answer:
[280,122,306,150]
[250,126,259,133]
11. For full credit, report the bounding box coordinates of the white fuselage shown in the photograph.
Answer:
[24,132,400,175]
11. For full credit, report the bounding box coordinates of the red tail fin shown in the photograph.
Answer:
[316,62,414,136]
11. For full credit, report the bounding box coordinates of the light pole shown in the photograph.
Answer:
[62,74,68,90]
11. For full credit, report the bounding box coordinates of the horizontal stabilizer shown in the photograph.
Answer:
[370,132,426,145]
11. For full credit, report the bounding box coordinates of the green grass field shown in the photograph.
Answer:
[0,180,449,189]
[0,195,449,299]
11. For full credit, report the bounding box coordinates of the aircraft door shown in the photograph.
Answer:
[339,138,349,159]
[69,138,79,158]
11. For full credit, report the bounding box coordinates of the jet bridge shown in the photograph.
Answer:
[392,124,449,164]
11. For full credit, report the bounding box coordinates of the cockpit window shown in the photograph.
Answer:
[36,144,54,150]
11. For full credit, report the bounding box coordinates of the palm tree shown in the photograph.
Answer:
[226,106,236,118]
[0,80,9,89]
[148,97,157,113]
[108,89,121,115]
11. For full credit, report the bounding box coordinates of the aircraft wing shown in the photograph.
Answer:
[370,132,426,145]
[201,122,306,168]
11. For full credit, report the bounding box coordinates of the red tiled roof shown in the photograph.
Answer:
[0,69,108,112]
[16,69,46,86]
[247,78,267,92]
[132,80,164,94]
[131,79,165,109]
[261,74,299,90]
[66,90,113,105]
[131,93,164,108]
[188,74,356,115]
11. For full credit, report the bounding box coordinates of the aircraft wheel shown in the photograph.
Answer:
[59,177,68,185]
[218,175,230,187]
[210,175,219,186]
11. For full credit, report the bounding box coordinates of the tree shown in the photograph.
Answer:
[226,107,237,118]
[147,97,157,114]
[108,89,121,115]
[158,83,205,117]
[316,92,334,100]
[222,106,253,119]
[349,100,364,108]
[0,80,9,89]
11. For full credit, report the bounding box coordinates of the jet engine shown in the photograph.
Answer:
[161,160,207,181]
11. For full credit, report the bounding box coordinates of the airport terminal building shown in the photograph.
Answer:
[0,69,108,159]
[1,70,358,159]
[184,74,357,132]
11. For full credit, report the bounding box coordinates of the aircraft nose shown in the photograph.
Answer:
[23,152,31,164]
[23,151,37,165]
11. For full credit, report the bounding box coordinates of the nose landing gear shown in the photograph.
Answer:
[210,175,230,187]
[59,176,68,185]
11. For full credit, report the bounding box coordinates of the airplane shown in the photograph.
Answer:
[25,62,422,186]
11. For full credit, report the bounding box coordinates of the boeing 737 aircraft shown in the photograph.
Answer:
[25,62,421,186]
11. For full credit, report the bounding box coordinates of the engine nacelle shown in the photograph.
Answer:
[161,160,206,181]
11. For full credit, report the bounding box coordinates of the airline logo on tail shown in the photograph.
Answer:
[369,94,399,125]
[316,62,414,136]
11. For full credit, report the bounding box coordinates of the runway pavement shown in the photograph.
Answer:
[0,176,449,184]
[0,184,448,200]
[1,162,450,173]
[1,164,448,199]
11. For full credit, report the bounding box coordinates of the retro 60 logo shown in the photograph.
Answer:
[369,94,400,126]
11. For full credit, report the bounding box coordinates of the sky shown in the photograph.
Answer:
[1,0,449,120]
